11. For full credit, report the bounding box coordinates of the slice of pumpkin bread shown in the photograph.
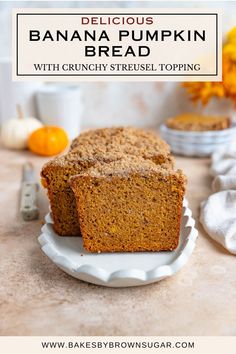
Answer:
[41,127,173,236]
[70,157,186,252]
[41,153,93,236]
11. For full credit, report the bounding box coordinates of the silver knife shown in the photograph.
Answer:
[20,162,39,221]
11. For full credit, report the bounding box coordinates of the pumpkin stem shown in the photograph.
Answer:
[16,104,24,119]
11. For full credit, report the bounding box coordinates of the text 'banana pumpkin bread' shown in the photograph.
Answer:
[70,157,186,253]
[41,127,174,236]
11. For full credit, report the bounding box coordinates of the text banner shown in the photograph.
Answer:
[13,8,222,81]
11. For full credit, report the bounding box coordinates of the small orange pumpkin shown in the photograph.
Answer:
[28,126,69,156]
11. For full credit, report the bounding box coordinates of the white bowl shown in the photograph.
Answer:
[160,124,236,157]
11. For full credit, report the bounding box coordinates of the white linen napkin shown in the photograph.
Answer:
[200,143,236,254]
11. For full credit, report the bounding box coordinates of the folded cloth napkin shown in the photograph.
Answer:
[200,143,236,254]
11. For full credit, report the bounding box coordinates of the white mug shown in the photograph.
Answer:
[36,84,83,140]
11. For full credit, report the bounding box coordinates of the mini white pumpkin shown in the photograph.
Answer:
[0,105,43,149]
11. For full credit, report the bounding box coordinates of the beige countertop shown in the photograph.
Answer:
[0,146,236,336]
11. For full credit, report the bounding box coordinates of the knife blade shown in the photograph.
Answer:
[20,162,39,221]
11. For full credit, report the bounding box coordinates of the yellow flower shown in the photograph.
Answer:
[183,27,236,105]
[227,27,236,44]
[223,43,236,62]
[224,70,236,96]
[183,81,225,105]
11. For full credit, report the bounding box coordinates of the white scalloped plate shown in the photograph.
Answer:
[38,198,198,287]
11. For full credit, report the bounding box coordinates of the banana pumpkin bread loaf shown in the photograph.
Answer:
[70,156,186,252]
[41,127,174,236]
[166,113,231,131]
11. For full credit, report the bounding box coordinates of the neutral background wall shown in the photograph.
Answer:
[0,1,235,128]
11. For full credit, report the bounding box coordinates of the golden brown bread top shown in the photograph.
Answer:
[70,155,186,184]
[41,127,173,176]
[166,113,231,131]
[70,126,171,162]
[70,126,170,153]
